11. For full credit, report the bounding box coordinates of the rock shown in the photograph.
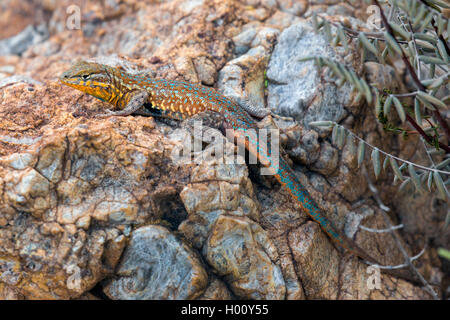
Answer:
[277,0,308,16]
[265,10,303,30]
[339,257,436,300]
[0,24,49,56]
[0,0,443,301]
[103,225,208,300]
[364,62,399,92]
[198,276,233,300]
[192,56,216,85]
[288,222,340,299]
[267,20,357,125]
[218,46,270,115]
[0,116,192,299]
[178,153,260,249]
[203,215,286,299]
[0,0,47,39]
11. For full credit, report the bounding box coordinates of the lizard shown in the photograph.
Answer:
[59,60,416,281]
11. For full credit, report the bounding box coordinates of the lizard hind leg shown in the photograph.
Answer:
[238,97,294,122]
[182,110,226,135]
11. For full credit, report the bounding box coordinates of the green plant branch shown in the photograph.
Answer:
[418,0,450,56]
[373,0,450,143]
[313,120,450,175]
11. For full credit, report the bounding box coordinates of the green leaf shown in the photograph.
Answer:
[384,95,393,116]
[414,33,437,43]
[408,164,423,193]
[416,94,437,110]
[436,158,450,169]
[448,18,450,41]
[390,158,404,181]
[438,248,450,261]
[375,91,382,117]
[359,33,378,55]
[310,121,334,128]
[298,56,315,62]
[427,171,433,192]
[393,174,399,185]
[337,126,346,149]
[417,91,447,108]
[429,0,450,9]
[326,60,341,77]
[437,39,449,63]
[357,140,365,168]
[433,171,449,199]
[399,178,411,192]
[425,76,444,89]
[384,32,402,55]
[372,149,381,179]
[332,123,338,145]
[418,12,434,33]
[412,5,426,29]
[351,71,364,93]
[383,155,389,170]
[339,64,353,84]
[392,96,406,123]
[414,39,436,50]
[437,14,445,35]
[414,98,422,124]
[361,80,373,105]
[419,55,446,65]
[389,22,411,41]
[382,46,389,59]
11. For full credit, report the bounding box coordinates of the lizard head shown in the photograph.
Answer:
[60,60,118,103]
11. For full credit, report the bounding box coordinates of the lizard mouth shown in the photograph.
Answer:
[59,71,78,85]
[59,75,78,87]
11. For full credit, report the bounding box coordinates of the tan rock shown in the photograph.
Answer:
[204,215,286,299]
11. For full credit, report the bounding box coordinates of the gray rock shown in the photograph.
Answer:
[0,75,42,88]
[0,24,49,56]
[104,225,208,300]
[218,46,269,116]
[267,21,354,127]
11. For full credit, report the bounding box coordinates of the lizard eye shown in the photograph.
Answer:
[82,74,90,80]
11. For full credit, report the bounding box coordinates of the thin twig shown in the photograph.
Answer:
[332,122,450,175]
[362,164,439,300]
[360,224,404,233]
[369,247,425,270]
[393,91,418,98]
[405,113,450,154]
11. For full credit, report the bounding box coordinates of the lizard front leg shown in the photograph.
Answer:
[96,90,149,117]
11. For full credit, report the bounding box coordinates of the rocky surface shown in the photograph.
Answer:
[0,0,447,300]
